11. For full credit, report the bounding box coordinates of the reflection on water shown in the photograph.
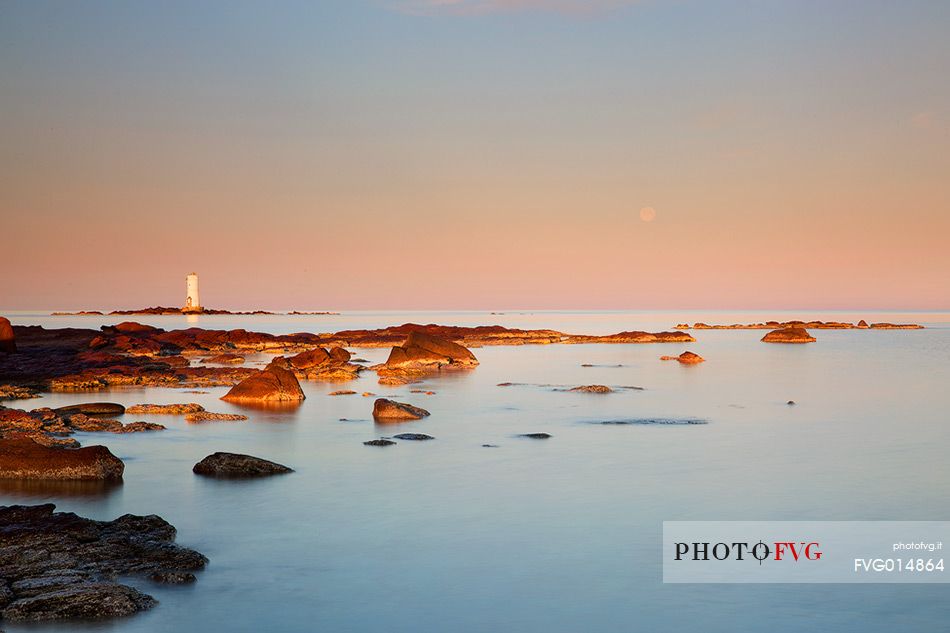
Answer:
[1,311,949,633]
[0,477,123,500]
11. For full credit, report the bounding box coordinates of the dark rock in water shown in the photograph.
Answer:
[591,418,707,425]
[2,582,157,621]
[0,504,207,622]
[363,439,397,446]
[372,398,430,421]
[518,433,552,439]
[392,433,435,441]
[787,400,796,405]
[53,402,125,416]
[149,571,196,584]
[192,452,293,478]
[481,444,499,448]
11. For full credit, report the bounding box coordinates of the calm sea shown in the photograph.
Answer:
[2,310,949,632]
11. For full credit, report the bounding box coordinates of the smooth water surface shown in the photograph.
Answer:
[2,311,949,632]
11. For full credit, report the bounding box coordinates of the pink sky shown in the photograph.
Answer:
[1,1,948,311]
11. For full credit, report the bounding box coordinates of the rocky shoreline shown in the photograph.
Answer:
[675,319,923,330]
[0,504,207,622]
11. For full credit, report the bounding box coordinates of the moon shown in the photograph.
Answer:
[639,207,656,222]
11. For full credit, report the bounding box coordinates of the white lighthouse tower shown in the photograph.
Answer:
[183,272,202,313]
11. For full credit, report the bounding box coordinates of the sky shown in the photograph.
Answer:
[1,0,948,311]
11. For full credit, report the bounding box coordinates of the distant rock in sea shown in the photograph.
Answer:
[761,327,816,344]
[660,351,705,364]
[569,385,613,393]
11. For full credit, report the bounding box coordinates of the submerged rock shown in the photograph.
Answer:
[761,327,816,343]
[363,439,397,446]
[391,433,435,441]
[569,385,613,393]
[591,418,707,425]
[518,433,552,439]
[0,439,124,480]
[193,452,293,477]
[372,398,430,421]
[221,359,305,403]
[0,503,206,622]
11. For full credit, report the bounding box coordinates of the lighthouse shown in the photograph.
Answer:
[183,272,202,313]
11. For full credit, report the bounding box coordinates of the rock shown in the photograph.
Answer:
[482,444,499,448]
[391,433,435,441]
[221,359,306,403]
[0,316,16,353]
[200,353,245,364]
[111,321,160,334]
[149,571,196,584]
[384,332,479,369]
[64,414,123,433]
[518,433,552,439]
[0,384,40,400]
[53,402,125,416]
[2,582,157,621]
[328,390,357,396]
[363,439,397,446]
[0,504,206,622]
[287,348,329,369]
[0,439,124,480]
[183,412,248,423]
[192,452,293,477]
[126,403,204,414]
[118,421,166,432]
[660,351,705,364]
[372,398,430,421]
[761,327,816,344]
[857,320,869,328]
[787,400,796,405]
[569,385,613,393]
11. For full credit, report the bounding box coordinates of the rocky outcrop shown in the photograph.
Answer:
[0,316,16,353]
[569,385,613,393]
[681,319,923,330]
[220,359,305,403]
[192,452,293,477]
[363,439,396,446]
[563,330,695,344]
[384,332,479,369]
[660,351,705,364]
[0,504,207,621]
[184,412,248,423]
[372,398,430,421]
[0,439,124,480]
[286,347,360,381]
[761,328,816,344]
[126,403,204,415]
